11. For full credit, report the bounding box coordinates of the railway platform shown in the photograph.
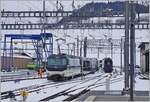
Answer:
[76,90,149,101]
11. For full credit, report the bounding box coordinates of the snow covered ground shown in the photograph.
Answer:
[1,1,149,101]
[1,72,149,102]
[1,78,48,92]
[92,74,149,91]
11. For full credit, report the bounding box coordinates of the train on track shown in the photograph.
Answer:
[102,58,113,73]
[27,62,36,70]
[46,54,113,81]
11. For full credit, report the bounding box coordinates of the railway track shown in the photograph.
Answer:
[1,70,95,82]
[1,76,46,82]
[1,72,105,100]
[64,76,123,101]
[1,72,38,82]
[39,74,109,101]
[138,73,149,80]
[2,72,121,101]
[40,73,122,101]
[1,81,55,100]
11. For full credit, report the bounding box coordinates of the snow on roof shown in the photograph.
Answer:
[1,54,32,59]
[13,55,32,59]
[20,52,36,59]
[138,42,149,48]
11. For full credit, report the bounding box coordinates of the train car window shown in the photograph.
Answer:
[83,61,90,67]
[103,58,113,73]
[68,58,80,66]
[48,58,67,66]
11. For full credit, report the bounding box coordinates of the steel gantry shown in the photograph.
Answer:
[2,33,53,71]
[1,22,149,30]
[82,38,122,58]
[1,10,124,18]
[86,39,121,49]
[1,10,149,30]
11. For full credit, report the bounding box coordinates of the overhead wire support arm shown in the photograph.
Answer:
[1,10,125,18]
[1,22,149,30]
[2,33,53,71]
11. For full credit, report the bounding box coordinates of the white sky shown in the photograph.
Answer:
[1,0,149,11]
[0,0,149,66]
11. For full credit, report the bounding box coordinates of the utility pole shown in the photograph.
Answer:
[97,48,100,58]
[0,0,2,100]
[149,0,150,84]
[57,44,61,54]
[111,42,113,59]
[124,1,130,90]
[80,41,82,57]
[42,0,46,70]
[104,35,107,57]
[108,38,113,60]
[67,43,70,55]
[77,35,79,56]
[56,38,65,54]
[42,0,46,33]
[0,36,1,100]
[136,1,140,22]
[73,42,75,56]
[56,0,59,23]
[130,1,136,101]
[83,37,87,57]
[120,37,123,75]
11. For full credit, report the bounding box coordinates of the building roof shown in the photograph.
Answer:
[1,53,33,59]
[138,42,149,48]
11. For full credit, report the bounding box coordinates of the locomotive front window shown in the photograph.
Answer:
[48,58,67,66]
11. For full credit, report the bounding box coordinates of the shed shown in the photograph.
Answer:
[1,54,33,71]
[138,42,149,74]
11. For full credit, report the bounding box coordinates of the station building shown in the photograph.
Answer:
[138,42,149,74]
